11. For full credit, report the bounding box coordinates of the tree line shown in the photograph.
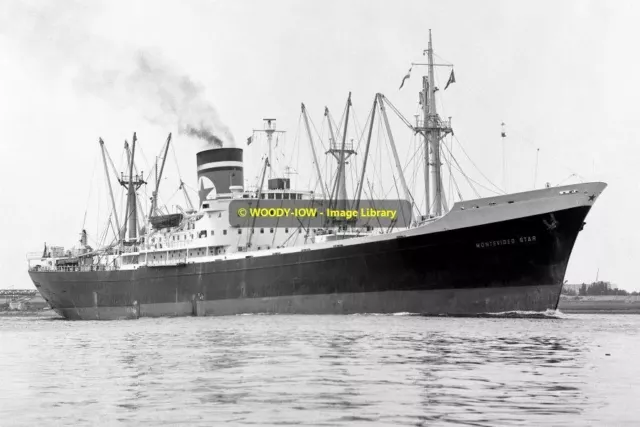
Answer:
[562,281,639,296]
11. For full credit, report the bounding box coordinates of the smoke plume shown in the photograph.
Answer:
[120,51,235,147]
[0,1,235,147]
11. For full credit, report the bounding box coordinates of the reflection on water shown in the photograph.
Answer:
[0,313,639,426]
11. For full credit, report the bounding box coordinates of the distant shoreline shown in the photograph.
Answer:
[558,295,640,314]
[0,308,58,317]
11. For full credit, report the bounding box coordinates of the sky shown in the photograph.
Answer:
[0,0,638,290]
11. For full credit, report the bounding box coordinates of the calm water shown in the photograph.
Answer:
[1,312,639,426]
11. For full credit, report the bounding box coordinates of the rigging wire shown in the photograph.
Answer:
[439,138,464,201]
[440,142,497,197]
[451,135,505,195]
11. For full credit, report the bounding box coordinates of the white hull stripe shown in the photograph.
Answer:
[198,161,243,171]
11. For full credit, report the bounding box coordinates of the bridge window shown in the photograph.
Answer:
[260,228,264,234]
[285,228,289,233]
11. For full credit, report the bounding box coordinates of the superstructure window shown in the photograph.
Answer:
[223,230,227,235]
[238,229,242,235]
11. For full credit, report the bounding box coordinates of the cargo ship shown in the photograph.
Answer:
[26,32,606,320]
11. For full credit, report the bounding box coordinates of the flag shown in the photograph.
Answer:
[247,135,253,145]
[399,67,412,90]
[444,69,456,90]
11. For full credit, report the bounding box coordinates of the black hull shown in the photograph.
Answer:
[29,205,591,320]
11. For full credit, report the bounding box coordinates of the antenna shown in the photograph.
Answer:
[501,122,507,193]
[533,148,540,189]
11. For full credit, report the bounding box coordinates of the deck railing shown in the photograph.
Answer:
[146,256,188,267]
[28,265,119,273]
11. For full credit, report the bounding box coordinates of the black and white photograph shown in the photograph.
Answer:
[1,1,638,425]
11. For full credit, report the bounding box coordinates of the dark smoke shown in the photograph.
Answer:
[185,126,223,147]
[125,51,235,147]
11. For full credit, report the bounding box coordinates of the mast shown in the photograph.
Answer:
[150,133,172,218]
[324,107,340,202]
[119,133,145,242]
[301,103,328,199]
[354,94,378,212]
[99,138,121,243]
[179,180,195,212]
[247,157,270,249]
[331,93,354,210]
[325,98,355,211]
[422,75,430,217]
[265,119,276,179]
[378,94,412,204]
[421,30,453,217]
[252,119,284,180]
[127,134,137,240]
[123,142,146,236]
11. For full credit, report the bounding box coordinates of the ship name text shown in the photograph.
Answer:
[476,235,537,248]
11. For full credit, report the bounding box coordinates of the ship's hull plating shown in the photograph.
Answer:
[29,198,595,320]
